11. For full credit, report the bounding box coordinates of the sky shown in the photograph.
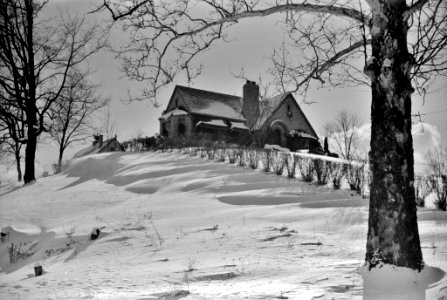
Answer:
[3,0,446,178]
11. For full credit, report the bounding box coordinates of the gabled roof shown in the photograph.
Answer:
[196,119,228,129]
[260,92,319,139]
[74,137,124,158]
[257,92,289,126]
[263,92,289,110]
[160,108,188,120]
[167,85,246,121]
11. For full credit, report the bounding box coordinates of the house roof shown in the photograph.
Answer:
[160,108,188,120]
[196,119,229,129]
[257,93,290,126]
[74,137,124,158]
[170,86,246,121]
[263,92,289,110]
[231,122,249,131]
[163,85,318,139]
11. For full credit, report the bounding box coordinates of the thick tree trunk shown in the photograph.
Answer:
[57,145,64,173]
[23,0,37,184]
[14,149,22,182]
[365,0,423,270]
[24,123,37,183]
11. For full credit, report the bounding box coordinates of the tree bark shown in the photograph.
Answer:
[23,0,37,184]
[365,0,423,270]
[24,120,37,183]
[14,149,22,182]
[57,144,64,173]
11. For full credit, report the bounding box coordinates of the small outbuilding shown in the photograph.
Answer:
[74,135,125,158]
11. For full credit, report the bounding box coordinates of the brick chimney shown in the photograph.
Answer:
[93,134,104,147]
[242,80,260,129]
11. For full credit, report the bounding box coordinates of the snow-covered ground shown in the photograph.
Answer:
[0,151,446,299]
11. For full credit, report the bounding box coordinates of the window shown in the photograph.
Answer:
[287,104,292,117]
[178,123,186,136]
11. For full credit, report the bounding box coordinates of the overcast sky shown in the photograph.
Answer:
[24,0,447,174]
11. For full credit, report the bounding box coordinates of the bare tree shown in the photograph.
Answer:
[323,109,361,160]
[100,108,119,141]
[97,0,447,271]
[0,1,106,183]
[0,94,26,182]
[50,70,109,173]
[0,137,24,182]
[425,146,447,210]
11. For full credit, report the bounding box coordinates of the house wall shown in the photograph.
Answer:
[260,95,319,149]
[264,95,316,136]
[164,115,194,138]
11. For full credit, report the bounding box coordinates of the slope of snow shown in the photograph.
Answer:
[0,151,446,299]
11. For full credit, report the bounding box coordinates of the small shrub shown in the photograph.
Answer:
[200,148,207,158]
[297,156,314,182]
[285,155,297,178]
[189,147,198,157]
[433,177,447,211]
[228,149,237,164]
[237,149,246,167]
[206,147,217,160]
[261,149,274,172]
[314,158,330,185]
[272,152,287,176]
[347,162,365,194]
[143,212,165,247]
[414,176,432,207]
[248,150,260,169]
[45,231,77,257]
[217,148,227,162]
[8,241,35,264]
[330,162,346,190]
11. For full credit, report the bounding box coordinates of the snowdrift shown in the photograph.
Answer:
[0,151,446,299]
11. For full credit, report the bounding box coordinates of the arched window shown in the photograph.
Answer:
[178,123,186,136]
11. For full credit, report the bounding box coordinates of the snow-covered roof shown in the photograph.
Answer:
[194,102,245,121]
[160,108,188,120]
[290,129,318,140]
[231,122,249,131]
[196,119,229,128]
[173,86,246,121]
[73,137,124,158]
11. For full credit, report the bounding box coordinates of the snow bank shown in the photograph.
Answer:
[0,151,445,299]
[359,264,446,300]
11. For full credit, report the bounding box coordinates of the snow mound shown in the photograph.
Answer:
[359,263,446,300]
[0,151,446,299]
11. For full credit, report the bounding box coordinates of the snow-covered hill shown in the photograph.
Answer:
[0,151,446,299]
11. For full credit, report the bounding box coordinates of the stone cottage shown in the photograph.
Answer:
[159,81,320,151]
